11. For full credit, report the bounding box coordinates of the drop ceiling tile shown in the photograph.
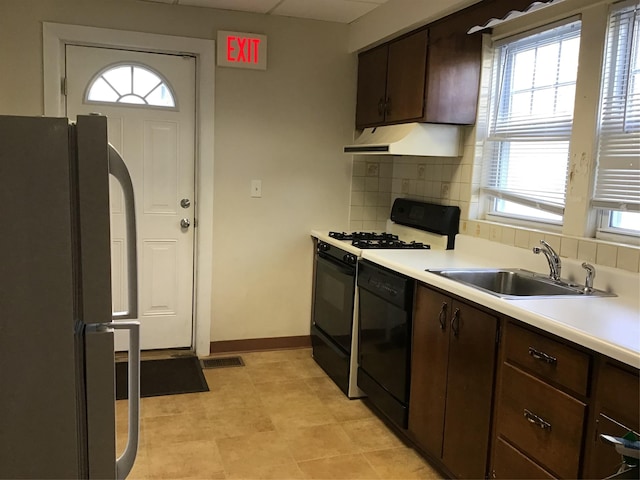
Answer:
[178,0,281,14]
[272,0,380,24]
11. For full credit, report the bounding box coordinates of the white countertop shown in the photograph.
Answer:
[311,230,640,369]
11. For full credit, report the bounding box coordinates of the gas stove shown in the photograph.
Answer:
[329,231,431,250]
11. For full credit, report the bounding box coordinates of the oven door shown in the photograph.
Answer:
[312,253,356,354]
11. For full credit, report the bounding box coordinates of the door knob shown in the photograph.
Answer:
[180,218,190,229]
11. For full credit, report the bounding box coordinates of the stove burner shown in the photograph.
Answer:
[329,231,400,241]
[328,231,352,240]
[352,239,431,250]
[328,231,430,249]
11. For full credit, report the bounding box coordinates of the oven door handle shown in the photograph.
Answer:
[317,253,356,276]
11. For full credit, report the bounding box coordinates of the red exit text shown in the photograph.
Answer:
[227,36,261,64]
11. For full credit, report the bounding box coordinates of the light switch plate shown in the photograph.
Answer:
[251,179,262,198]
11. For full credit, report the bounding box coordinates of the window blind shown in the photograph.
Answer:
[593,1,640,213]
[482,20,581,218]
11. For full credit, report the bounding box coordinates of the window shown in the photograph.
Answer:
[85,63,176,108]
[594,1,640,237]
[482,20,581,225]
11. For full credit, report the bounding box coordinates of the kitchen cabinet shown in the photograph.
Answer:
[491,321,592,479]
[355,29,428,128]
[355,24,482,129]
[409,284,498,479]
[424,18,482,125]
[354,0,547,129]
[584,360,640,479]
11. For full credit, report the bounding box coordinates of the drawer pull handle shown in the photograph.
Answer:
[524,409,552,430]
[528,346,557,365]
[438,302,448,330]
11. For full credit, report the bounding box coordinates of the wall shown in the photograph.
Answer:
[0,0,357,342]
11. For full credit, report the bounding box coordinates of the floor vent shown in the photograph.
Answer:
[201,356,245,369]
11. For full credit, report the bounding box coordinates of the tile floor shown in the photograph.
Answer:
[116,348,442,479]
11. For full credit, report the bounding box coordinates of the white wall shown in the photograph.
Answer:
[348,0,481,52]
[0,0,357,342]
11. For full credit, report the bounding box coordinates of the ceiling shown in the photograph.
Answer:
[140,0,390,24]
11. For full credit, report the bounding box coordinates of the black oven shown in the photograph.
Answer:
[311,241,358,395]
[357,259,414,428]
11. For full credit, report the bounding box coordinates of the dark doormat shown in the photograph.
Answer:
[115,356,209,400]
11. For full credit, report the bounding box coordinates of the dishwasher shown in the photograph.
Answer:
[357,259,414,428]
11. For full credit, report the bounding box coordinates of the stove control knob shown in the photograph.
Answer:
[318,242,330,253]
[343,254,357,265]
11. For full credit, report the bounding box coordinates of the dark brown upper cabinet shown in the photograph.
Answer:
[356,29,428,128]
[354,0,547,129]
[355,22,483,129]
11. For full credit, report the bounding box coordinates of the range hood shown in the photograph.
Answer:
[344,122,461,157]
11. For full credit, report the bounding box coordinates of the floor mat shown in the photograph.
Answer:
[115,355,209,400]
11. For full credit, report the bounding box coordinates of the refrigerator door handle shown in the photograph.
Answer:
[107,321,141,480]
[108,144,138,321]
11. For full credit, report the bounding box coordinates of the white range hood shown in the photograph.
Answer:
[344,122,462,157]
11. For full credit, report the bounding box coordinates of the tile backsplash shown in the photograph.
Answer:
[349,148,640,273]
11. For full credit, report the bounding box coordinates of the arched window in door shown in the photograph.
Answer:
[85,63,176,108]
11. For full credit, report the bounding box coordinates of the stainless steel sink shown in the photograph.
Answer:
[427,268,615,299]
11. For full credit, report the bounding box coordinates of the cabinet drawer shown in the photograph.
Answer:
[504,322,590,396]
[492,437,555,479]
[498,364,586,479]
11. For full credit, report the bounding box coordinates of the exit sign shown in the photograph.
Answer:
[217,31,267,70]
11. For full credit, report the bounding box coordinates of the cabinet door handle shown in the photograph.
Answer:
[451,308,460,337]
[386,97,391,115]
[438,302,448,330]
[378,98,385,116]
[528,346,557,365]
[524,409,552,430]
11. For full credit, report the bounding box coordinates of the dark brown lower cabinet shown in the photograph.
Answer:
[584,361,640,479]
[409,284,498,479]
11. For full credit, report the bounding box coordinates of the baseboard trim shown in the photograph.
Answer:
[209,335,311,354]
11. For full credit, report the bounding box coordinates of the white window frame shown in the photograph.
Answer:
[594,0,640,240]
[481,18,582,227]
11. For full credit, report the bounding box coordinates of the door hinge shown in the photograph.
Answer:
[61,77,68,96]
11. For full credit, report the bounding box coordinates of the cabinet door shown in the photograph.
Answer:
[442,301,498,479]
[355,44,388,128]
[425,20,482,125]
[585,362,640,478]
[385,29,428,124]
[409,285,450,457]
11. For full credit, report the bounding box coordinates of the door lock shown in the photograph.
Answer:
[180,198,191,208]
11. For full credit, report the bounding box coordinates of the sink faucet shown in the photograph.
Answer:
[533,240,562,281]
[582,262,596,293]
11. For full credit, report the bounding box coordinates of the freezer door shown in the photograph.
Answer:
[0,115,83,478]
[85,327,116,479]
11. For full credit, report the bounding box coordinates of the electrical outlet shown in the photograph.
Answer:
[401,179,410,194]
[417,164,426,179]
[366,162,379,177]
[251,179,262,198]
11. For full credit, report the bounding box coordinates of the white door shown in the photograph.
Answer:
[65,45,196,350]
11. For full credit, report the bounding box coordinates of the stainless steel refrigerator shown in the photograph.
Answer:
[0,115,141,479]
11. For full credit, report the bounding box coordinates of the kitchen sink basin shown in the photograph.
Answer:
[427,268,615,299]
